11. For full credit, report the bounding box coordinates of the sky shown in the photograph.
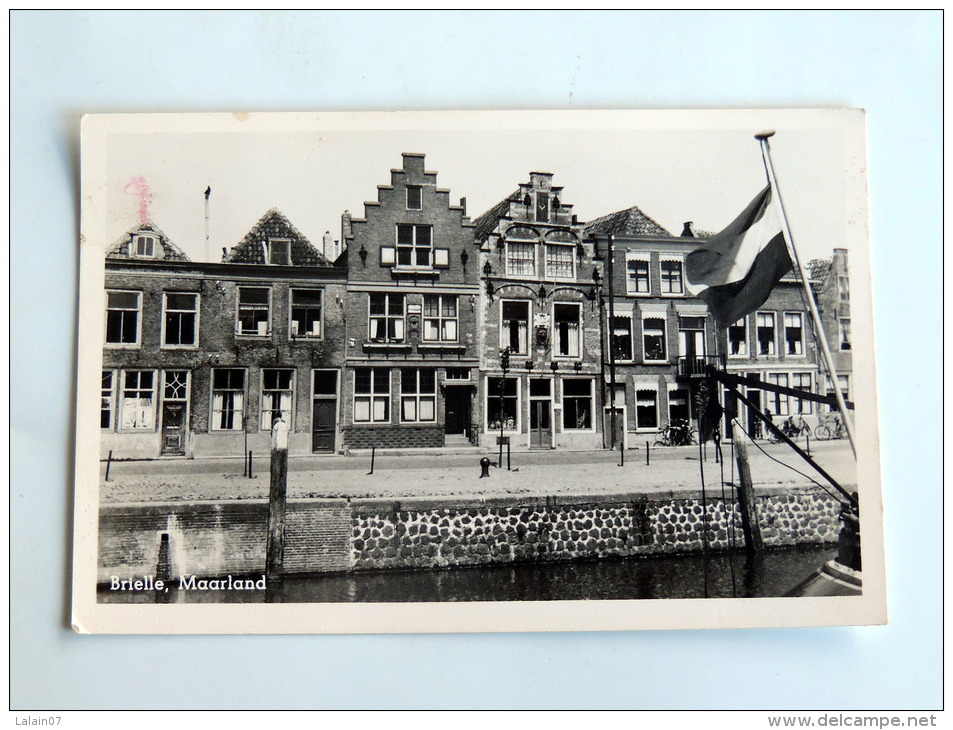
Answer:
[92,110,865,266]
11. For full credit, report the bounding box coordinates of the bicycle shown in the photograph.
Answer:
[654,419,697,447]
[814,413,845,441]
[770,415,810,443]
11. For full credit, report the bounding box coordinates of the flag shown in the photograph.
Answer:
[685,185,792,327]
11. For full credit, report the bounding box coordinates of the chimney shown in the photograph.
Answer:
[681,221,697,238]
[221,247,229,263]
[341,210,352,244]
[323,231,334,260]
[459,197,467,216]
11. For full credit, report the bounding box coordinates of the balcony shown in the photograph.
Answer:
[677,355,724,378]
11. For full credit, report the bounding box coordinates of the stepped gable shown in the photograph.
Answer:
[583,205,673,238]
[106,222,191,261]
[226,208,331,266]
[472,191,520,243]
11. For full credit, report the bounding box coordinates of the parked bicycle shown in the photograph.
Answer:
[814,413,845,441]
[654,419,697,447]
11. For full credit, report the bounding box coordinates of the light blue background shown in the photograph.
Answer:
[11,10,941,710]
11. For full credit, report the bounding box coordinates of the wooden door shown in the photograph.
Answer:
[161,402,186,455]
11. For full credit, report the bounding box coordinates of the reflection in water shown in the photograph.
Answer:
[100,545,839,604]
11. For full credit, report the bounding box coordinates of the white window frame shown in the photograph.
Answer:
[486,375,520,433]
[368,292,406,343]
[634,386,660,432]
[354,368,391,424]
[659,255,685,296]
[290,288,323,338]
[544,242,575,280]
[552,301,582,359]
[505,240,537,277]
[210,368,246,432]
[131,234,157,258]
[783,311,805,357]
[260,369,295,431]
[400,368,437,423]
[625,253,651,295]
[500,299,531,356]
[668,387,691,423]
[791,372,813,415]
[728,317,748,358]
[236,287,272,337]
[422,294,458,342]
[101,370,116,430]
[161,292,200,349]
[265,238,291,266]
[119,369,157,431]
[105,290,142,347]
[610,312,634,362]
[445,368,472,381]
[561,378,595,432]
[767,372,790,416]
[756,311,777,357]
[395,223,433,270]
[641,313,668,364]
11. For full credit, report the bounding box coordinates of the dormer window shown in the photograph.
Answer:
[396,224,432,268]
[132,234,157,258]
[266,239,291,265]
[406,185,422,210]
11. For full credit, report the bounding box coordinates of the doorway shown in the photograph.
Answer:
[444,386,471,437]
[312,370,338,453]
[529,379,552,449]
[160,402,186,455]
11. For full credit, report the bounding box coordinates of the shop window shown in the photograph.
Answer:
[756,312,776,356]
[354,368,390,423]
[636,388,659,430]
[423,294,458,342]
[261,370,294,430]
[487,377,518,431]
[728,318,748,357]
[611,315,633,361]
[211,369,245,431]
[105,290,140,345]
[554,303,581,357]
[784,312,804,355]
[562,379,593,430]
[502,301,529,355]
[291,289,323,338]
[369,292,405,342]
[120,370,155,430]
[163,293,198,347]
[401,368,436,422]
[642,317,667,362]
[237,287,271,336]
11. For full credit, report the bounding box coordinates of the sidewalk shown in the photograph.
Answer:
[99,440,856,505]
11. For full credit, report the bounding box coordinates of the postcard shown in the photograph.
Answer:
[71,109,885,633]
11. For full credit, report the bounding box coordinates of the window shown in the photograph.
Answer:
[563,379,593,430]
[211,369,245,431]
[728,318,748,357]
[401,368,436,422]
[445,368,471,381]
[105,291,140,345]
[535,192,549,223]
[261,370,294,430]
[642,317,667,362]
[838,275,850,302]
[354,368,390,423]
[610,315,633,361]
[369,293,405,342]
[120,370,155,430]
[506,241,536,276]
[423,295,458,342]
[784,313,804,355]
[668,389,690,422]
[163,293,198,347]
[767,373,790,416]
[132,234,157,258]
[636,388,659,430]
[660,259,684,294]
[267,239,291,265]
[237,287,271,336]
[756,312,776,356]
[487,377,518,431]
[291,289,323,338]
[163,370,189,400]
[554,303,581,358]
[792,372,813,414]
[502,301,529,354]
[406,185,422,210]
[396,224,432,268]
[626,255,650,294]
[839,317,851,351]
[825,375,850,402]
[545,244,574,279]
[101,371,115,429]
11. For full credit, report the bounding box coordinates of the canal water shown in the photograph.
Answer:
[100,545,838,603]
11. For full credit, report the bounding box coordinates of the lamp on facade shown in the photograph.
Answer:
[573,361,582,372]
[525,360,534,370]
[592,267,601,284]
[538,285,547,299]
[460,249,469,267]
[483,261,492,276]
[550,361,559,372]
[358,244,368,266]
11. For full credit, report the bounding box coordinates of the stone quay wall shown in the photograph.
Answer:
[99,488,842,582]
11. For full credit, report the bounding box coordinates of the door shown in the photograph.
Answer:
[312,370,338,453]
[444,387,470,436]
[161,402,186,455]
[529,379,552,449]
[678,316,707,374]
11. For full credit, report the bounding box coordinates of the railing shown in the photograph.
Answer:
[677,355,724,377]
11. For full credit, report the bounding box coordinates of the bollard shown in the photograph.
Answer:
[619,440,624,467]
[506,441,511,471]
[645,440,650,466]
[105,449,113,482]
[248,450,253,479]
[479,457,491,478]
[367,445,376,476]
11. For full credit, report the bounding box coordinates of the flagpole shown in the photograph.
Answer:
[756,132,857,457]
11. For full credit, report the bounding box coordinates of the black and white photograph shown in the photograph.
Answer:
[72,109,884,633]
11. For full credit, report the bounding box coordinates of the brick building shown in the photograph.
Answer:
[810,248,852,405]
[101,213,346,459]
[339,153,480,450]
[473,173,602,450]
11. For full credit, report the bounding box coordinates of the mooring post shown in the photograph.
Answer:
[266,418,290,594]
[506,441,511,471]
[645,440,650,466]
[368,445,376,475]
[619,440,624,467]
[248,450,254,479]
[105,450,113,482]
[733,436,764,553]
